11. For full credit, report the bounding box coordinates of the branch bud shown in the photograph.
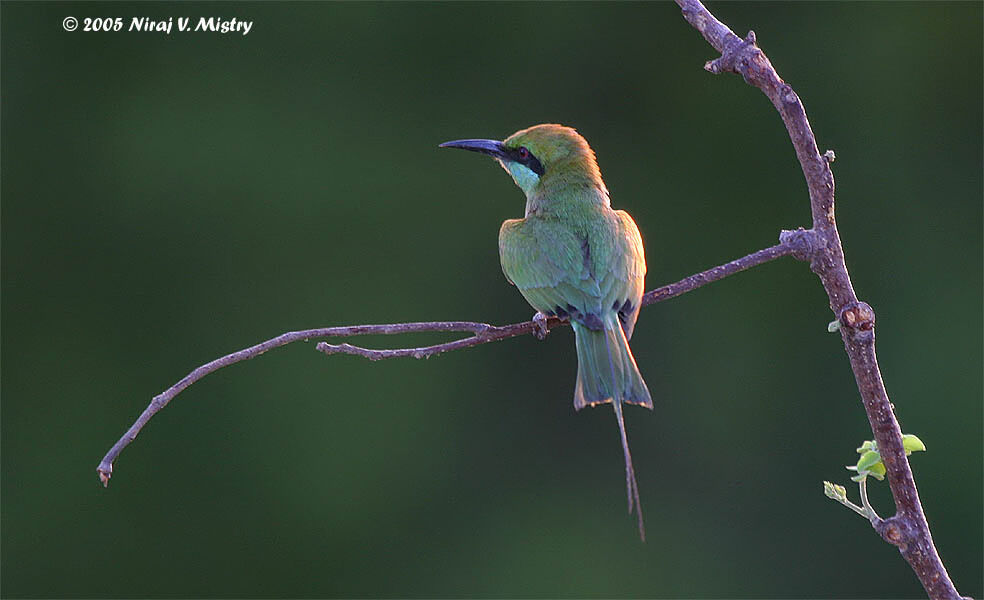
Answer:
[839,302,875,331]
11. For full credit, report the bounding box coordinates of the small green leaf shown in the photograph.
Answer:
[866,461,886,480]
[856,440,877,454]
[844,434,922,486]
[850,449,887,481]
[902,434,926,454]
[827,320,841,333]
[856,450,882,472]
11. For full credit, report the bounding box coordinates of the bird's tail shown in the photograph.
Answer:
[572,316,652,541]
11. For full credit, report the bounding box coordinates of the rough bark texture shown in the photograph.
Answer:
[675,1,962,598]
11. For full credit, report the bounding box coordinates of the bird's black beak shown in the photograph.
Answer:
[438,139,508,160]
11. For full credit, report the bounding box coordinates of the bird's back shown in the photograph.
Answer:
[499,201,646,335]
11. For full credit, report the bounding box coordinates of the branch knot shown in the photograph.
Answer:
[838,301,875,332]
[781,83,799,106]
[704,30,761,80]
[874,515,913,551]
[779,227,818,262]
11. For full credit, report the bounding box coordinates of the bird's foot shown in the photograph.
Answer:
[531,311,549,340]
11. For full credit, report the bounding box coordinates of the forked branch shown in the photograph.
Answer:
[97,238,802,485]
[675,1,963,597]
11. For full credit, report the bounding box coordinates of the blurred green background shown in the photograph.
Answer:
[2,2,980,598]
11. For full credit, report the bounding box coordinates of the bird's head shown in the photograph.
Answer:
[440,124,606,199]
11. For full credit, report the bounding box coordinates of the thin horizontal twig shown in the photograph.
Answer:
[97,238,802,486]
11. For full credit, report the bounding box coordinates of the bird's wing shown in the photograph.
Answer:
[498,217,602,318]
[592,209,647,338]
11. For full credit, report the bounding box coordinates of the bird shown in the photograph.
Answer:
[440,124,652,540]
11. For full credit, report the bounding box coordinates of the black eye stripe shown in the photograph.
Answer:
[505,146,545,176]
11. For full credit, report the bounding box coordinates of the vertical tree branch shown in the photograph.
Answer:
[674,2,963,598]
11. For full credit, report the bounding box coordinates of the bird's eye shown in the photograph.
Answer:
[518,146,530,160]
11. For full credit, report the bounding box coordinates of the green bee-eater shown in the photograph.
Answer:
[440,124,652,540]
